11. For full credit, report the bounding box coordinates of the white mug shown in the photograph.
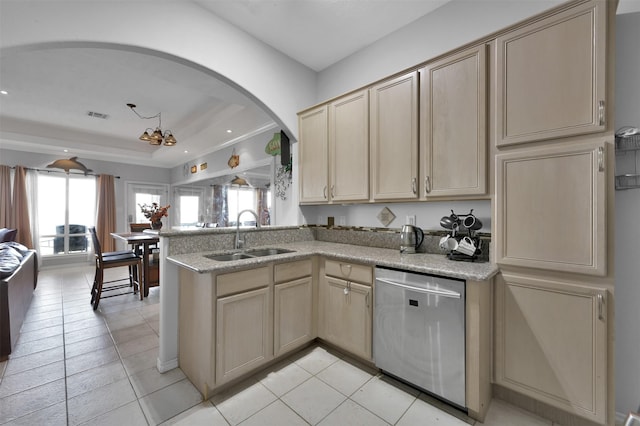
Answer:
[457,237,477,256]
[439,235,458,251]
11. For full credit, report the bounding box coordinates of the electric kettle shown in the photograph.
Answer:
[400,225,424,254]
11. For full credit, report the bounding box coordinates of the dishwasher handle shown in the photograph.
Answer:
[376,277,461,299]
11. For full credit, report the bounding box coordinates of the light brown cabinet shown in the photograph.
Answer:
[215,266,272,385]
[495,138,607,276]
[179,261,316,395]
[298,90,369,204]
[495,0,607,146]
[319,260,372,360]
[494,272,608,424]
[329,90,370,202]
[216,286,271,385]
[370,71,419,201]
[298,105,329,203]
[420,45,487,198]
[274,259,314,357]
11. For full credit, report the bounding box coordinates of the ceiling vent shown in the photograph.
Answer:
[87,111,109,119]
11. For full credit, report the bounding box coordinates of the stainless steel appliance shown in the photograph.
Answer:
[374,267,466,408]
[399,224,424,254]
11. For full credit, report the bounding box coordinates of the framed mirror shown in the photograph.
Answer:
[172,164,273,228]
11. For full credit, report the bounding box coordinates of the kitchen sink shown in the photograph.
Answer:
[205,252,255,261]
[245,248,295,257]
[205,248,295,261]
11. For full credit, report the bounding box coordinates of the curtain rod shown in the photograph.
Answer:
[8,166,120,179]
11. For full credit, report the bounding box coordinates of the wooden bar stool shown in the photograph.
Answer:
[89,227,142,310]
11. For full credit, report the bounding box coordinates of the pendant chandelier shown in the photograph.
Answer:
[127,103,177,146]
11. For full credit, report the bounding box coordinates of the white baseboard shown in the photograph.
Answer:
[157,357,179,373]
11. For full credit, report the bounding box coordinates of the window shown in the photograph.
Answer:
[37,173,96,256]
[173,186,204,226]
[134,192,162,223]
[126,183,168,225]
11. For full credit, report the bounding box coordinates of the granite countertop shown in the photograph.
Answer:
[167,240,498,282]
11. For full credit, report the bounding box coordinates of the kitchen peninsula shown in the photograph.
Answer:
[157,225,498,421]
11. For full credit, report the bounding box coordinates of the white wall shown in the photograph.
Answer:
[301,200,491,232]
[317,0,564,100]
[614,11,640,418]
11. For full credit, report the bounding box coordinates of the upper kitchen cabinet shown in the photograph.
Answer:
[420,45,487,198]
[370,71,419,201]
[495,0,607,147]
[495,138,607,276]
[298,90,369,204]
[299,105,329,203]
[329,90,370,203]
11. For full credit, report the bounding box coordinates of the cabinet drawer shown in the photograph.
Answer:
[216,266,270,297]
[274,259,312,283]
[325,260,372,285]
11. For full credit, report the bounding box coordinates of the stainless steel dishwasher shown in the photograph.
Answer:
[373,267,466,409]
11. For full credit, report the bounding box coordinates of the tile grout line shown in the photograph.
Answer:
[61,271,71,426]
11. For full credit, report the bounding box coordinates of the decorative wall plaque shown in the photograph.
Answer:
[377,207,396,227]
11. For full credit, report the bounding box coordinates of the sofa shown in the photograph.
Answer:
[0,239,38,360]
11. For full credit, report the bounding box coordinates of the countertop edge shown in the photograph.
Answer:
[167,241,499,282]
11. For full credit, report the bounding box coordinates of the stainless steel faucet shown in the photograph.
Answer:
[235,209,260,249]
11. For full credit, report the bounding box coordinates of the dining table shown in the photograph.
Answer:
[111,231,160,297]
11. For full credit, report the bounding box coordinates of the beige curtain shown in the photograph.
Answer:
[0,165,11,228]
[96,174,116,252]
[11,166,33,248]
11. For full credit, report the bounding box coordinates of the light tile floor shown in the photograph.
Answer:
[0,265,562,425]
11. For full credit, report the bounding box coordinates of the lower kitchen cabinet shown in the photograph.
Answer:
[320,260,373,361]
[216,286,272,385]
[274,259,315,357]
[494,272,608,424]
[274,275,314,357]
[323,277,372,361]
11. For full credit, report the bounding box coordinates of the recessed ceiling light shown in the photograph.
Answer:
[63,149,69,153]
[226,129,232,133]
[0,90,8,95]
[184,150,189,153]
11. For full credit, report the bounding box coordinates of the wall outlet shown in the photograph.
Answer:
[406,215,416,226]
[338,216,346,226]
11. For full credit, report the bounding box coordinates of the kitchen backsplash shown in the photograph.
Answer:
[312,226,490,262]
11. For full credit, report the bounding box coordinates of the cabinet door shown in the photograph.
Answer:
[495,0,606,146]
[495,139,606,276]
[323,277,372,360]
[494,273,607,424]
[329,90,370,202]
[370,71,419,200]
[274,277,313,357]
[421,45,487,197]
[299,105,329,203]
[216,287,271,384]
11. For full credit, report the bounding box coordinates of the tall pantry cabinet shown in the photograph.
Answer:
[492,1,615,425]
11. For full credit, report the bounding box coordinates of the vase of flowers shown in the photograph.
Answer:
[139,203,171,230]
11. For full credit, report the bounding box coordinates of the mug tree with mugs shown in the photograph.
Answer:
[439,209,482,261]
